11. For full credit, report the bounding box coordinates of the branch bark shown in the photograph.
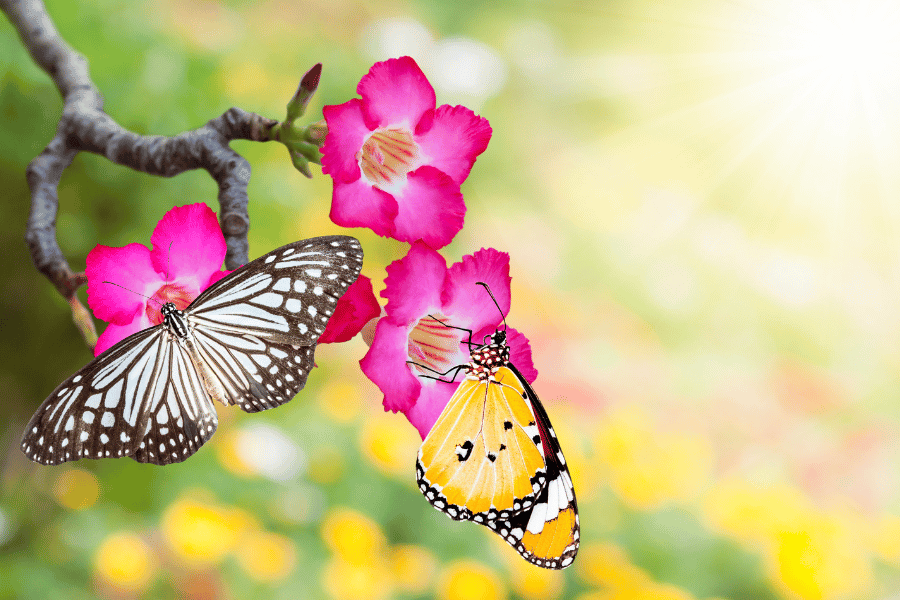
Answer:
[1,0,279,301]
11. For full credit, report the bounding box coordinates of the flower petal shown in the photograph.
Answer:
[321,98,369,183]
[414,104,492,184]
[390,166,464,249]
[319,275,381,344]
[382,242,447,324]
[505,327,538,383]
[86,243,162,324]
[360,319,421,413]
[330,179,398,237]
[403,378,460,439]
[206,269,233,287]
[94,314,154,357]
[357,57,436,130]
[150,204,226,291]
[441,248,511,333]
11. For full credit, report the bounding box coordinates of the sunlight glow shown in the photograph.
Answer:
[788,2,900,88]
[638,0,900,252]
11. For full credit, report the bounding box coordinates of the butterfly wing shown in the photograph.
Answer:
[21,326,218,466]
[486,365,579,569]
[189,331,315,413]
[185,235,362,412]
[417,366,548,522]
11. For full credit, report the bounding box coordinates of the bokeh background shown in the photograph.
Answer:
[3,0,900,598]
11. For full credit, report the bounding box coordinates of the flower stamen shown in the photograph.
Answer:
[146,284,193,325]
[407,314,464,377]
[359,127,420,188]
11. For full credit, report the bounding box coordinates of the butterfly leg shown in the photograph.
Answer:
[425,315,477,351]
[406,361,468,383]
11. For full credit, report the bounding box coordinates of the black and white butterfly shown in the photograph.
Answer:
[22,235,363,466]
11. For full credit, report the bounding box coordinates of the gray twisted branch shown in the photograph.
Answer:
[1,0,281,301]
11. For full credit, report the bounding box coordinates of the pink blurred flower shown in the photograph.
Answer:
[318,275,381,344]
[86,203,232,356]
[321,56,492,249]
[360,242,537,438]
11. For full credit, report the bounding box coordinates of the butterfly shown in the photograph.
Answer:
[22,235,363,466]
[414,284,579,569]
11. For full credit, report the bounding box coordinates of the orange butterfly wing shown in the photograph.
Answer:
[486,365,579,569]
[417,367,548,521]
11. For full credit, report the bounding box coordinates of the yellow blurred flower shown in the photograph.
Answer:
[576,542,648,591]
[322,557,393,600]
[234,530,297,582]
[319,381,364,423]
[390,544,437,594]
[358,412,421,480]
[575,583,697,600]
[703,479,810,546]
[705,480,873,600]
[216,428,255,478]
[321,507,386,565]
[94,532,157,593]
[594,406,712,510]
[437,560,507,600]
[52,467,99,510]
[636,583,697,600]
[503,549,565,600]
[773,512,873,600]
[161,496,252,566]
[871,513,900,565]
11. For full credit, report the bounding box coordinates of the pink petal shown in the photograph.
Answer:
[441,248,511,333]
[321,98,369,183]
[404,378,460,439]
[414,104,492,184]
[94,314,154,357]
[357,57,436,131]
[150,204,226,289]
[319,275,381,344]
[330,179,398,237]
[86,243,163,324]
[360,319,422,413]
[390,166,464,249]
[505,327,538,383]
[382,242,447,324]
[206,269,233,287]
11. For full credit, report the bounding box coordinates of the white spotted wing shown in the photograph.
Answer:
[22,235,363,465]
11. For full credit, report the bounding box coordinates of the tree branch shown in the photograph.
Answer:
[2,0,280,301]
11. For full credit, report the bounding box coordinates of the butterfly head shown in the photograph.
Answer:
[484,329,507,347]
[160,302,179,317]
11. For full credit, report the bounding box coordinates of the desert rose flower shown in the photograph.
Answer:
[360,242,537,438]
[321,56,492,249]
[86,203,374,356]
[86,203,233,356]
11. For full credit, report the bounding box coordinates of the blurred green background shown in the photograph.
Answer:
[4,0,900,598]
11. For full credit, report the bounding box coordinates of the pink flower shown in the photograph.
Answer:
[321,56,492,249]
[318,275,381,344]
[86,203,232,356]
[360,242,537,438]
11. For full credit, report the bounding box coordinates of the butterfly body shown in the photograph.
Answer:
[416,328,579,569]
[23,236,363,466]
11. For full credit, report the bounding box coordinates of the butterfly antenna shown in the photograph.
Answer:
[476,282,507,332]
[165,241,174,282]
[103,281,163,309]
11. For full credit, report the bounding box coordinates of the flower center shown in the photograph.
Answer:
[358,127,420,188]
[407,313,464,379]
[146,283,193,325]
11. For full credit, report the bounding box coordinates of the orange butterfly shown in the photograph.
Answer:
[414,284,579,569]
